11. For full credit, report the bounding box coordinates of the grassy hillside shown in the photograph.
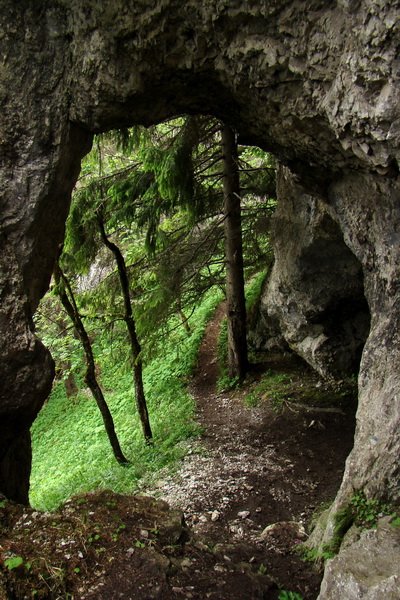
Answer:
[30,288,223,510]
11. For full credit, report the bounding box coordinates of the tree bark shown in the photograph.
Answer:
[98,220,153,443]
[57,318,79,397]
[221,124,248,380]
[64,369,79,397]
[54,264,129,464]
[177,299,191,334]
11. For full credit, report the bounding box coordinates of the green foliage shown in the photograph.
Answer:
[30,287,222,510]
[217,272,268,389]
[297,545,335,564]
[244,370,292,413]
[300,492,399,564]
[278,591,304,600]
[217,373,240,392]
[34,295,84,384]
[48,118,276,431]
[32,115,276,509]
[242,368,358,415]
[244,271,268,309]
[4,557,24,571]
[350,490,393,528]
[322,504,354,556]
[320,490,398,557]
[257,563,267,575]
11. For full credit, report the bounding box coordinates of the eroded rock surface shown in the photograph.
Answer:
[318,521,400,600]
[260,165,370,379]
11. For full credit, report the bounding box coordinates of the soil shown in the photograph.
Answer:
[0,304,357,600]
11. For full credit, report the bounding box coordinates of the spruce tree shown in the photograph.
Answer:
[61,117,275,403]
[221,124,248,380]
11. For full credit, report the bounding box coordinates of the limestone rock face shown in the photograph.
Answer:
[261,165,370,378]
[318,523,400,600]
[324,170,400,507]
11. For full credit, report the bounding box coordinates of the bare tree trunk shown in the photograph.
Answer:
[176,299,191,334]
[221,123,248,380]
[54,263,129,464]
[98,220,153,443]
[53,316,79,398]
[64,369,79,397]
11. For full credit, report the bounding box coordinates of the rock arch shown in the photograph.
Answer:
[1,0,399,567]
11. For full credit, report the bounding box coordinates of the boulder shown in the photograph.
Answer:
[318,522,400,600]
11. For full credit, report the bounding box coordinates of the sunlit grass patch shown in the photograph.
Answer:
[30,288,222,510]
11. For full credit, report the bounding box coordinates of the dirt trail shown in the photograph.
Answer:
[145,303,357,599]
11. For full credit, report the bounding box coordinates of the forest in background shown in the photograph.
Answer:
[31,116,276,510]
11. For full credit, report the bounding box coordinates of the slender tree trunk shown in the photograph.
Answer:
[64,369,79,397]
[98,220,153,443]
[54,263,129,464]
[176,299,191,334]
[54,315,79,397]
[221,123,248,380]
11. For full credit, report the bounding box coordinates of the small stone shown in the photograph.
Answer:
[214,543,235,554]
[214,564,227,573]
[181,558,192,568]
[260,521,306,540]
[238,510,250,519]
[211,510,220,522]
[194,540,210,551]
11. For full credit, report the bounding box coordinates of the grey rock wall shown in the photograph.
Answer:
[260,165,370,378]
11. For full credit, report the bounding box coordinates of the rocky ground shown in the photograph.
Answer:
[0,305,357,599]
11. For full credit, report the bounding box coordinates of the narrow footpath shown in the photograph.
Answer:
[145,303,357,599]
